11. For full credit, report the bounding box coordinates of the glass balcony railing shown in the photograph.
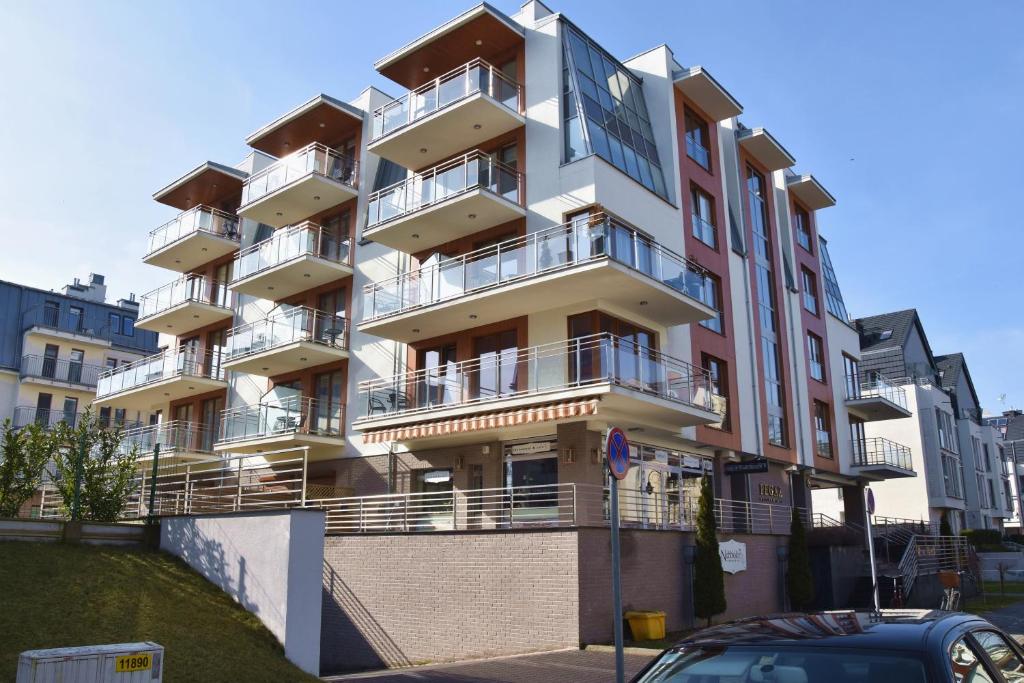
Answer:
[12,406,86,431]
[232,222,352,283]
[226,307,348,361]
[146,206,240,257]
[20,354,103,388]
[218,395,343,444]
[371,58,522,140]
[358,333,715,420]
[240,142,357,207]
[845,374,908,410]
[851,437,913,471]
[686,136,711,170]
[363,214,708,322]
[96,346,224,398]
[119,420,217,458]
[366,151,523,228]
[138,275,231,320]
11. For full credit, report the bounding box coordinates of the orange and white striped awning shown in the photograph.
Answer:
[361,398,600,444]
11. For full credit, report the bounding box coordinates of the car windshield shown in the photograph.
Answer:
[635,645,929,682]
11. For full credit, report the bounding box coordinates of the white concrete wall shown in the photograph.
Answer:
[160,509,325,675]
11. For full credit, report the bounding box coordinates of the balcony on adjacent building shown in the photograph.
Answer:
[214,396,344,457]
[118,420,216,462]
[845,374,912,421]
[360,215,715,342]
[135,275,233,336]
[12,406,85,431]
[368,59,524,168]
[355,333,721,446]
[19,354,102,390]
[229,223,353,300]
[95,346,227,406]
[364,151,525,253]
[223,307,348,376]
[238,143,358,227]
[143,206,240,273]
[850,437,915,479]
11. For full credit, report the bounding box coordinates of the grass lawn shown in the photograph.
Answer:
[982,580,1024,595]
[0,541,318,683]
[965,592,1024,614]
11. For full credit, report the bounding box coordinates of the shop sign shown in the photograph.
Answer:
[507,441,553,456]
[758,482,784,504]
[724,458,769,475]
[719,539,747,574]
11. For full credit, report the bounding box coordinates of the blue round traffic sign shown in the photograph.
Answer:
[606,427,631,480]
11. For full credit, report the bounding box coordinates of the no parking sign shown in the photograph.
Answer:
[606,427,630,480]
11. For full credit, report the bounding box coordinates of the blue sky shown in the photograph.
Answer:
[1,0,1021,413]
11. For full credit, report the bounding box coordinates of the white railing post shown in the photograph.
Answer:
[235,457,244,511]
[184,465,192,515]
[138,469,147,518]
[300,447,309,507]
[571,484,577,526]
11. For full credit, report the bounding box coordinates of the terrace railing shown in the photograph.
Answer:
[851,437,913,471]
[845,373,909,410]
[240,142,357,206]
[218,395,343,445]
[232,222,352,283]
[20,354,103,388]
[96,346,225,398]
[138,275,231,320]
[146,205,239,257]
[226,307,348,360]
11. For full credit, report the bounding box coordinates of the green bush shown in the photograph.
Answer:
[961,529,1003,547]
[0,420,52,517]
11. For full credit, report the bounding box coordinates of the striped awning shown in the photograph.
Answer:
[361,398,600,444]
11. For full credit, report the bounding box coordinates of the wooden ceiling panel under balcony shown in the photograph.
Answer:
[247,96,364,159]
[153,162,246,211]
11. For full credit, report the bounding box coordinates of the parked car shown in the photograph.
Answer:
[630,610,1024,682]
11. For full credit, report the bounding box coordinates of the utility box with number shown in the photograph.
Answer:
[17,642,163,682]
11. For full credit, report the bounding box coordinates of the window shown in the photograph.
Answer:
[68,305,84,332]
[988,480,997,510]
[973,630,1024,681]
[42,344,59,379]
[43,300,60,327]
[701,354,730,431]
[109,312,121,335]
[690,186,717,248]
[942,453,964,499]
[844,355,860,399]
[62,397,79,427]
[684,109,711,171]
[314,369,344,436]
[68,349,84,384]
[807,333,826,382]
[99,406,112,428]
[801,267,819,315]
[983,443,992,472]
[814,401,833,458]
[937,409,960,453]
[698,274,723,333]
[122,317,134,337]
[793,206,812,252]
[949,637,995,682]
[114,408,126,426]
[818,236,849,320]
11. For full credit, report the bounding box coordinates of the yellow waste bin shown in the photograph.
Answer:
[625,611,666,641]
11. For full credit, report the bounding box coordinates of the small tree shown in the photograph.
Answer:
[693,474,726,626]
[0,420,54,517]
[787,507,815,611]
[49,411,139,522]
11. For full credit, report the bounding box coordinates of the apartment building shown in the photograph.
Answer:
[987,409,1024,530]
[88,0,926,530]
[0,273,159,432]
[812,310,1010,531]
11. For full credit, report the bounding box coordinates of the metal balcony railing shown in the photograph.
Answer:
[371,58,522,140]
[363,214,708,322]
[11,406,86,430]
[232,222,352,283]
[845,373,908,410]
[119,420,217,458]
[138,275,231,321]
[19,354,103,387]
[851,436,913,471]
[686,137,711,169]
[358,333,715,420]
[366,151,523,229]
[240,142,358,207]
[226,307,348,361]
[96,346,225,398]
[218,395,343,444]
[146,206,239,257]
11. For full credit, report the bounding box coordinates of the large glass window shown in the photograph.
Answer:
[844,355,860,398]
[819,236,849,320]
[814,401,832,458]
[698,274,723,334]
[937,408,960,454]
[690,186,716,248]
[801,267,819,316]
[562,24,667,199]
[973,630,1024,681]
[794,206,812,252]
[684,109,711,171]
[701,354,730,431]
[807,332,825,382]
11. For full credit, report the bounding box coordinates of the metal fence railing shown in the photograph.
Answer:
[218,395,343,445]
[147,205,240,257]
[138,275,231,321]
[118,420,218,458]
[232,222,352,283]
[845,374,909,410]
[898,535,971,599]
[240,142,357,206]
[225,307,348,361]
[851,437,914,471]
[20,354,103,388]
[96,346,225,399]
[11,406,87,431]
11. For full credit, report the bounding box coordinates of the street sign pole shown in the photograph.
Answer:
[609,463,624,683]
[864,487,880,610]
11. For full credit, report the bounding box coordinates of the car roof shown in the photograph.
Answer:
[673,610,990,653]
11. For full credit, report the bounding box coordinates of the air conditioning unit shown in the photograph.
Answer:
[17,642,163,682]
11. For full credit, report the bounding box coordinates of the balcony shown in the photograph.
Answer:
[143,206,240,272]
[136,276,233,336]
[360,215,715,342]
[355,334,721,446]
[238,143,358,227]
[229,223,352,300]
[12,406,85,431]
[364,151,525,253]
[223,307,348,376]
[22,307,112,349]
[369,59,524,168]
[19,355,102,390]
[95,346,227,407]
[214,396,344,457]
[851,437,915,479]
[845,375,912,421]
[119,421,216,462]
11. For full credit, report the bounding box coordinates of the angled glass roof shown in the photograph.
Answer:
[819,236,849,321]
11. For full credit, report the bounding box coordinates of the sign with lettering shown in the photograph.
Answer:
[724,458,769,475]
[758,482,784,504]
[507,441,554,456]
[719,539,747,574]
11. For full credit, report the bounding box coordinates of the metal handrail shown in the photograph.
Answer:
[366,151,524,228]
[218,395,343,444]
[119,420,217,457]
[147,205,240,256]
[357,332,715,420]
[138,275,231,320]
[11,406,87,430]
[19,354,103,387]
[363,213,709,322]
[845,373,909,410]
[226,307,348,360]
[240,142,358,206]
[232,221,352,283]
[897,535,969,600]
[852,437,914,470]
[371,58,522,140]
[96,345,225,398]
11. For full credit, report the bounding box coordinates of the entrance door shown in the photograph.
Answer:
[504,441,559,524]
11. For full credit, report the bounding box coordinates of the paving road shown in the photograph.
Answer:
[323,648,656,683]
[981,600,1024,637]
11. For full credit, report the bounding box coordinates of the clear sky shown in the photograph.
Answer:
[1,0,1021,413]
